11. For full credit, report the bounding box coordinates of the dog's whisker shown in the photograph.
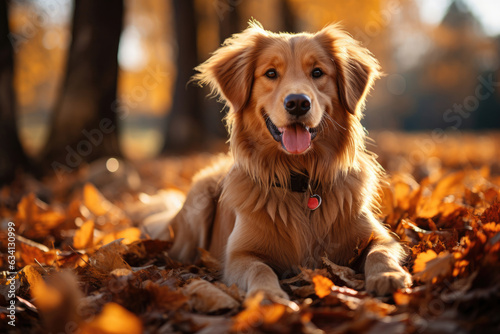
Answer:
[324,113,347,132]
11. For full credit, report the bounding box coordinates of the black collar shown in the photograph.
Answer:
[273,171,312,193]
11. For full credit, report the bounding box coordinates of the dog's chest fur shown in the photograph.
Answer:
[220,166,369,273]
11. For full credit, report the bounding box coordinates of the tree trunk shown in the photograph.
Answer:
[162,0,204,153]
[0,1,29,185]
[42,0,123,175]
[218,2,241,42]
[280,0,296,33]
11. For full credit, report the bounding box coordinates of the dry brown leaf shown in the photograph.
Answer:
[17,236,57,266]
[143,280,188,311]
[90,239,131,273]
[322,256,365,290]
[198,248,222,272]
[349,232,375,265]
[183,279,239,313]
[80,302,142,334]
[213,282,245,303]
[73,220,95,249]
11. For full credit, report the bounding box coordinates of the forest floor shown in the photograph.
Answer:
[1,131,500,333]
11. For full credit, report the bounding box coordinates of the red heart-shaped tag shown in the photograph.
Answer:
[307,194,322,210]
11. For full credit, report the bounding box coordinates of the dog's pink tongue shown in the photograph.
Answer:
[279,124,311,154]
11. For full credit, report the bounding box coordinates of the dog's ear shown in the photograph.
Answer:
[193,22,267,112]
[316,24,381,117]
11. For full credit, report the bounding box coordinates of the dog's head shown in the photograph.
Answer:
[195,21,380,184]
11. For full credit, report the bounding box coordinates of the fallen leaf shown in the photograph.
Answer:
[15,193,66,238]
[232,292,286,332]
[144,280,188,311]
[313,275,334,298]
[31,271,82,333]
[412,249,437,274]
[22,264,44,291]
[83,183,128,224]
[183,279,239,313]
[17,236,57,266]
[198,248,222,272]
[322,256,365,289]
[80,302,142,334]
[90,239,131,273]
[73,220,95,249]
[98,227,141,246]
[413,251,459,282]
[393,290,411,306]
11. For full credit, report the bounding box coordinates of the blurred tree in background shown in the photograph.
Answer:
[41,0,123,171]
[162,0,203,153]
[0,0,29,184]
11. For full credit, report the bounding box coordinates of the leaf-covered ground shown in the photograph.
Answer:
[1,132,500,334]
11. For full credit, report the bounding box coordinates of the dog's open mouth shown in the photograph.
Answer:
[266,117,318,154]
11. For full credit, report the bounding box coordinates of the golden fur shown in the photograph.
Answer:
[166,22,412,298]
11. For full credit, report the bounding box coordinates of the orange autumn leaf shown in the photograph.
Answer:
[80,303,143,334]
[393,290,411,306]
[482,222,500,237]
[22,265,44,290]
[30,275,63,311]
[73,220,95,249]
[17,236,57,266]
[98,227,141,245]
[83,183,127,223]
[83,183,111,216]
[313,275,334,298]
[453,259,470,277]
[413,251,460,282]
[232,292,286,332]
[417,171,466,218]
[412,250,437,274]
[15,193,66,238]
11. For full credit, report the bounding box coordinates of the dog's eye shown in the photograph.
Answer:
[312,68,323,78]
[265,69,277,79]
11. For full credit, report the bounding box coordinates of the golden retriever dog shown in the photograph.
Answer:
[166,21,412,299]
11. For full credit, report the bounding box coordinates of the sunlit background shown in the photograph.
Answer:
[8,0,500,160]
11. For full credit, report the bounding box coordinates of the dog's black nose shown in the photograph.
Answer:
[284,94,311,117]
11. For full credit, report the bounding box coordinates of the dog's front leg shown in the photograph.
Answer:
[364,232,412,296]
[224,216,289,300]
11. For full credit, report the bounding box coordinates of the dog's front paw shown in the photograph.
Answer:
[247,287,290,302]
[366,270,412,296]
